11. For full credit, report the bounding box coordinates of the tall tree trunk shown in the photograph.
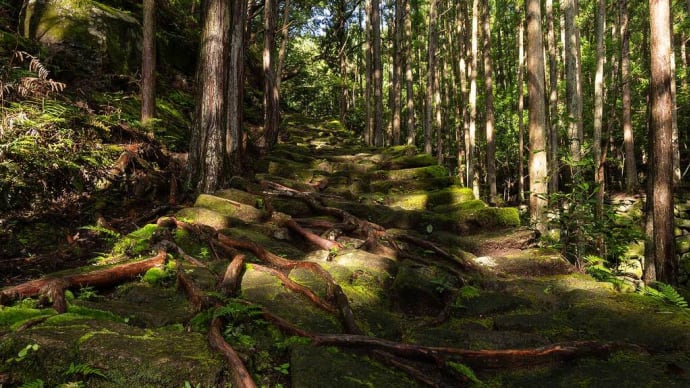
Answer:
[141,0,156,127]
[365,0,373,145]
[527,0,548,233]
[188,0,229,193]
[392,0,403,145]
[372,0,384,147]
[227,0,248,172]
[620,0,638,191]
[468,0,479,198]
[276,0,292,93]
[518,16,525,203]
[546,0,559,194]
[435,40,443,165]
[646,0,676,284]
[404,0,415,146]
[262,0,280,150]
[483,0,496,204]
[425,0,439,155]
[564,0,583,171]
[593,0,606,219]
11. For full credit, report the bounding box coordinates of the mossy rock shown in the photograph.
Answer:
[255,157,314,182]
[75,284,193,328]
[255,174,316,192]
[240,266,340,333]
[383,153,437,169]
[390,261,458,317]
[676,235,690,255]
[369,177,458,194]
[1,316,222,386]
[370,165,448,182]
[290,344,420,388]
[20,0,141,77]
[194,194,266,224]
[431,199,487,213]
[213,188,262,208]
[176,206,230,229]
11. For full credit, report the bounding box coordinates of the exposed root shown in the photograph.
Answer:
[209,317,258,388]
[284,219,342,251]
[220,254,246,297]
[0,250,168,308]
[252,264,337,313]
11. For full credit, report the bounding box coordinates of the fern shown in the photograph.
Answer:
[214,301,264,321]
[19,379,44,388]
[643,282,690,311]
[63,362,108,380]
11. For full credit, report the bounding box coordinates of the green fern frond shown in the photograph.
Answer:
[656,282,689,309]
[19,379,44,388]
[448,361,482,385]
[63,362,108,380]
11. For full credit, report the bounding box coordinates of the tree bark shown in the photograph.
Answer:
[526,0,548,233]
[424,0,438,155]
[546,0,559,194]
[372,0,384,147]
[468,0,479,199]
[483,0,496,205]
[188,0,229,193]
[646,0,676,283]
[263,0,280,150]
[620,0,638,192]
[227,0,248,172]
[404,0,415,146]
[391,0,403,145]
[518,17,525,203]
[141,0,156,128]
[593,0,606,218]
[564,0,583,170]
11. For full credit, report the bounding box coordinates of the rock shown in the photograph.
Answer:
[20,0,141,78]
[616,258,643,280]
[194,193,266,224]
[390,261,457,316]
[676,235,690,255]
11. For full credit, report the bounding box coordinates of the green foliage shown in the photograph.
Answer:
[6,343,40,364]
[542,156,642,267]
[644,282,690,311]
[447,361,482,385]
[19,380,44,388]
[64,362,108,380]
[76,286,100,301]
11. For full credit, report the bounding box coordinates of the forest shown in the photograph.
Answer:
[1,0,690,386]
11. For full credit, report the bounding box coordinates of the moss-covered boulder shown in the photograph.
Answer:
[20,0,141,77]
[194,193,266,224]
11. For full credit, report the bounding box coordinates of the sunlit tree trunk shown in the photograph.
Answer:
[404,0,415,146]
[188,0,229,193]
[372,0,384,147]
[141,0,156,128]
[391,0,403,145]
[425,0,438,155]
[263,0,280,150]
[645,0,676,284]
[227,0,248,172]
[564,0,583,170]
[468,0,479,198]
[527,0,548,233]
[276,0,291,93]
[483,0,496,204]
[620,0,638,192]
[546,0,559,194]
[593,0,605,218]
[365,0,373,145]
[518,17,525,203]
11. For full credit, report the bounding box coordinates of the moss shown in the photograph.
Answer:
[176,206,230,230]
[0,306,56,331]
[112,223,158,256]
[142,267,168,285]
[385,153,437,169]
[372,165,449,181]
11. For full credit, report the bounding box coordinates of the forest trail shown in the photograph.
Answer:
[2,116,690,387]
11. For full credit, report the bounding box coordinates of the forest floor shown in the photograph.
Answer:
[2,116,690,387]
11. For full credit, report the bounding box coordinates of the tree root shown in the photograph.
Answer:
[0,250,168,309]
[209,317,258,388]
[284,218,342,251]
[252,264,337,313]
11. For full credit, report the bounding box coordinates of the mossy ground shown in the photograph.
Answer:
[3,115,690,387]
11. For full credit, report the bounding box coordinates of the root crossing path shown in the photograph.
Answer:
[1,116,689,387]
